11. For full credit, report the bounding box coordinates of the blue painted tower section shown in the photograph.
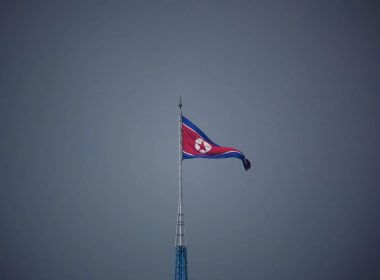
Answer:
[175,245,188,280]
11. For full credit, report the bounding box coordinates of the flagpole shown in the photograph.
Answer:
[175,96,188,280]
[176,96,185,246]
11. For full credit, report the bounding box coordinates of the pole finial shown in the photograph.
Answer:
[179,96,182,109]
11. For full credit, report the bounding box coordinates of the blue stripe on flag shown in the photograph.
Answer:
[183,152,244,160]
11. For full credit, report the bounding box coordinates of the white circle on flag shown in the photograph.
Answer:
[195,138,212,154]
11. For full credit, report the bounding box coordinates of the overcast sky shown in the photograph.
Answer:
[1,1,379,279]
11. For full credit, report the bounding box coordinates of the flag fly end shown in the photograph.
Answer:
[243,158,251,171]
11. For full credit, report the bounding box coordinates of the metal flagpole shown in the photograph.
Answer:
[176,96,185,246]
[175,96,188,280]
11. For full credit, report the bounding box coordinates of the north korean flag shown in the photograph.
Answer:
[182,116,251,171]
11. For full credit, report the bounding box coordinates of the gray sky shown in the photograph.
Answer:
[1,1,379,279]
